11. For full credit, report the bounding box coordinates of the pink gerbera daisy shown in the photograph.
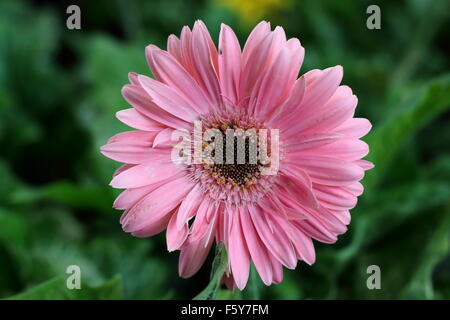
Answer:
[101,20,373,290]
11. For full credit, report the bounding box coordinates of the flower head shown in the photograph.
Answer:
[101,20,373,290]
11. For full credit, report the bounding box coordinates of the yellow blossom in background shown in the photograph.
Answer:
[216,0,290,25]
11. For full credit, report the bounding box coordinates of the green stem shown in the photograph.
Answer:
[193,243,228,300]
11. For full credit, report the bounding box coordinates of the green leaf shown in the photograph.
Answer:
[11,181,114,214]
[79,35,148,183]
[350,205,450,300]
[351,179,450,252]
[400,204,450,299]
[270,270,303,300]
[312,176,450,299]
[0,159,24,205]
[86,237,170,299]
[241,265,262,300]
[0,208,27,248]
[364,74,450,191]
[7,275,123,300]
[215,289,242,300]
[193,243,228,300]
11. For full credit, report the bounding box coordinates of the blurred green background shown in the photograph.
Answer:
[0,0,449,300]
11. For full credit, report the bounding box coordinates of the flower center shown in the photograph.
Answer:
[186,113,278,205]
[213,163,260,186]
[205,130,263,186]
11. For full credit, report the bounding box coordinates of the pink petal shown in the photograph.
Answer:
[299,138,369,161]
[138,75,199,122]
[285,132,342,152]
[190,200,216,243]
[269,76,306,125]
[250,46,299,116]
[110,160,181,189]
[128,72,140,85]
[191,21,221,107]
[239,27,286,99]
[176,183,203,230]
[279,194,345,241]
[214,205,227,244]
[355,159,374,170]
[334,210,351,225]
[218,24,241,106]
[263,193,307,221]
[334,118,372,139]
[221,273,236,291]
[242,21,271,65]
[239,206,273,285]
[290,228,316,265]
[113,164,134,177]
[116,108,164,131]
[195,21,219,70]
[228,207,250,290]
[288,155,364,186]
[122,84,191,129]
[274,216,316,265]
[292,219,337,244]
[107,130,158,144]
[301,205,348,235]
[146,46,211,114]
[280,167,319,209]
[166,208,189,251]
[284,86,357,137]
[131,211,173,238]
[284,37,305,88]
[313,184,357,211]
[167,34,182,62]
[248,206,297,269]
[114,184,162,211]
[100,140,170,164]
[269,255,283,284]
[152,128,176,148]
[178,235,214,278]
[300,66,343,113]
[121,175,191,233]
[345,182,364,196]
[179,26,196,75]
[286,205,340,251]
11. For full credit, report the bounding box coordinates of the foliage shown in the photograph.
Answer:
[0,0,449,299]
